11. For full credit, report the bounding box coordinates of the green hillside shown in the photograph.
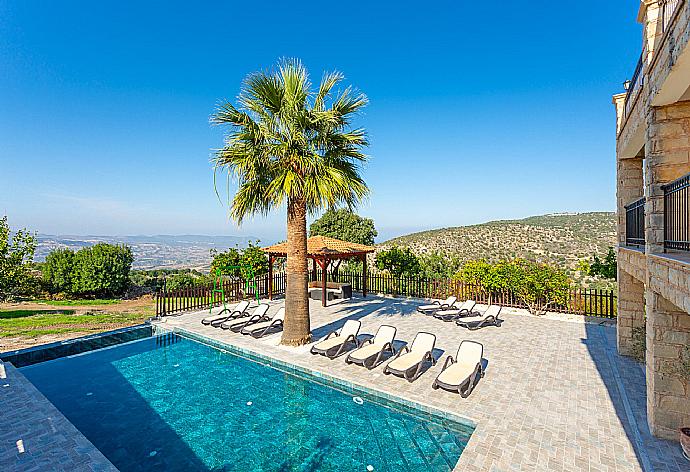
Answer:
[381,212,616,271]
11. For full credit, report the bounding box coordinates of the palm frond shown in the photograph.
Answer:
[210,58,370,224]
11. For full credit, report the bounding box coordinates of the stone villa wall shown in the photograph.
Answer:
[645,292,690,439]
[614,1,690,442]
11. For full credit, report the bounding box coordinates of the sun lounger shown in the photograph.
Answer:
[241,307,285,338]
[456,305,502,330]
[416,296,457,314]
[433,300,478,322]
[310,320,361,358]
[383,332,436,382]
[345,325,396,369]
[220,304,269,331]
[432,340,484,397]
[201,300,250,327]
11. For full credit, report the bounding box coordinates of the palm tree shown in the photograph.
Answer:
[211,58,369,346]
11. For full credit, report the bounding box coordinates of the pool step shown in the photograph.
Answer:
[373,414,455,471]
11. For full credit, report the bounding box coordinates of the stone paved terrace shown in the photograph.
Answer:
[0,361,117,472]
[156,295,688,472]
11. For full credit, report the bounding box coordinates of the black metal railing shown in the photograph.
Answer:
[663,172,690,251]
[625,197,646,247]
[156,271,618,318]
[625,54,644,118]
[662,0,683,33]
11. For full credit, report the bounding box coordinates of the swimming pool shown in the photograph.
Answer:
[20,331,474,471]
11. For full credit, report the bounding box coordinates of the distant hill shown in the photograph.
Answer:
[34,234,260,271]
[381,212,616,271]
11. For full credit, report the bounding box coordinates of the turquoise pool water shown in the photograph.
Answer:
[21,332,473,471]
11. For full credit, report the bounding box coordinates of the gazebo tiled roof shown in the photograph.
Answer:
[262,235,375,257]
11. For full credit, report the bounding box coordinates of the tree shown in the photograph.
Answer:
[375,246,420,277]
[212,59,369,346]
[458,258,570,315]
[43,248,75,293]
[589,247,617,280]
[418,251,463,279]
[0,216,37,301]
[210,248,242,277]
[210,243,269,281]
[71,243,134,297]
[239,243,269,279]
[309,209,377,245]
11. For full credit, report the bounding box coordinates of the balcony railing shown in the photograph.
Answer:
[625,197,646,247]
[662,0,683,33]
[663,172,690,251]
[624,54,644,119]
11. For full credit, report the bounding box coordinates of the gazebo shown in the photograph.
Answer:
[263,235,375,307]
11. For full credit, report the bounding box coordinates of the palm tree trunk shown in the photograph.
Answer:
[282,197,311,346]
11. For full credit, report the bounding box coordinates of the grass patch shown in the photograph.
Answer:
[0,310,150,338]
[0,309,76,320]
[36,299,122,306]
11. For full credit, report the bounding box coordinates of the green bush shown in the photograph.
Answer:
[210,243,269,279]
[589,247,617,280]
[43,248,75,293]
[71,243,134,297]
[164,273,198,291]
[417,251,463,279]
[375,246,420,277]
[457,258,571,315]
[42,243,133,298]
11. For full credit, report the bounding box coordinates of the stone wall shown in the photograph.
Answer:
[645,101,690,254]
[616,158,645,245]
[648,253,690,313]
[617,267,646,356]
[645,292,690,439]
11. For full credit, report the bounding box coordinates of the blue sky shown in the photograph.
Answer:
[0,1,641,243]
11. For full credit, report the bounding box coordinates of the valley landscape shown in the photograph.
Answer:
[33,212,616,273]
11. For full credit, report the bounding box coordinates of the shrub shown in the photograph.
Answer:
[457,258,570,315]
[210,243,269,279]
[164,273,198,291]
[588,247,617,280]
[70,243,134,297]
[375,246,420,277]
[418,251,463,279]
[43,248,75,293]
[210,248,242,277]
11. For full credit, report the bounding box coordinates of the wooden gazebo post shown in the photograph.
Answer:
[362,253,367,298]
[268,254,274,300]
[321,256,329,307]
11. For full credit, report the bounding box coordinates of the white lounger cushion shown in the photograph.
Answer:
[202,300,249,323]
[458,305,501,323]
[387,332,435,372]
[436,360,477,386]
[347,325,396,362]
[312,320,360,352]
[436,300,476,317]
[387,350,426,371]
[418,296,457,311]
[243,307,284,332]
[220,304,268,329]
[347,343,383,362]
[436,341,483,386]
